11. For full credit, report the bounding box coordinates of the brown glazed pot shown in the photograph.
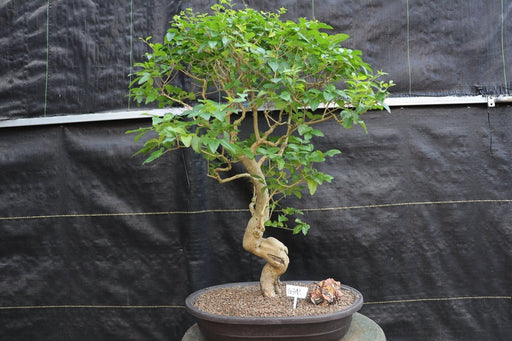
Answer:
[185,281,363,341]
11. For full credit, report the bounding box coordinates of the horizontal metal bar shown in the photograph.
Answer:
[385,95,486,106]
[0,108,186,129]
[1,95,511,129]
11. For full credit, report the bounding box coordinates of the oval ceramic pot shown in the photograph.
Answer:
[185,281,363,341]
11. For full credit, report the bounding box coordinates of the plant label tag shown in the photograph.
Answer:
[286,284,308,309]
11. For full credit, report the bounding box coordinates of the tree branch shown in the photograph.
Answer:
[208,171,252,183]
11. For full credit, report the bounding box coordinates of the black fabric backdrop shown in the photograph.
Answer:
[1,0,511,119]
[1,105,511,340]
[1,0,512,340]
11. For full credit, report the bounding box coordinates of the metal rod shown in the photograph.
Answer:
[1,95,511,129]
[0,108,186,128]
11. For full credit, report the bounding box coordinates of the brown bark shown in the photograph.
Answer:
[239,156,290,297]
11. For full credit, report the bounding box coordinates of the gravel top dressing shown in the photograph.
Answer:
[194,282,359,318]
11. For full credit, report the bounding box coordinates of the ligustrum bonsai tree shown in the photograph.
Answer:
[129,1,392,297]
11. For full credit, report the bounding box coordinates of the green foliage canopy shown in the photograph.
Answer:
[129,1,393,234]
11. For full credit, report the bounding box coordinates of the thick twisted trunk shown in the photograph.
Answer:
[239,156,289,297]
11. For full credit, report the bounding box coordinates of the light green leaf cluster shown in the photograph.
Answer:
[128,0,393,235]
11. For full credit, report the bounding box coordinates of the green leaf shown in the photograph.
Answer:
[297,124,310,136]
[331,33,350,43]
[292,225,302,234]
[212,109,226,121]
[279,91,291,101]
[220,138,237,154]
[308,150,325,162]
[207,139,220,153]
[197,42,208,53]
[138,72,151,85]
[165,31,176,42]
[276,158,285,170]
[359,120,368,133]
[145,91,158,104]
[309,99,321,111]
[325,149,341,157]
[310,129,324,137]
[143,147,164,164]
[342,114,353,129]
[222,36,231,46]
[265,220,279,228]
[127,128,149,142]
[307,179,318,195]
[323,90,335,102]
[268,61,280,72]
[297,32,311,43]
[191,136,202,153]
[181,134,193,147]
[293,219,311,235]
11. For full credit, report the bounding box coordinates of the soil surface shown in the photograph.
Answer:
[194,282,359,318]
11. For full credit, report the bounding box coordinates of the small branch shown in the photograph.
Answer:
[233,108,247,126]
[160,92,192,110]
[180,69,209,101]
[208,171,252,184]
[252,108,261,142]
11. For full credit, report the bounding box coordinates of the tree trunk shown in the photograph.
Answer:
[239,156,290,297]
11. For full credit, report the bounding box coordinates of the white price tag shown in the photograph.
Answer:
[286,284,309,309]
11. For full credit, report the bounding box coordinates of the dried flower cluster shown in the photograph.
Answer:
[310,278,344,306]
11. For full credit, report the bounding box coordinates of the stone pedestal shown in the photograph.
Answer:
[182,312,385,341]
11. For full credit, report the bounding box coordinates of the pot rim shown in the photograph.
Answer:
[185,280,363,325]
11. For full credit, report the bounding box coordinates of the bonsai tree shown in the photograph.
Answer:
[129,0,392,298]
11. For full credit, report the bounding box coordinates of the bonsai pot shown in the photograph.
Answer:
[185,281,363,341]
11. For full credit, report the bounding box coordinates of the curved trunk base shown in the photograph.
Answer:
[260,262,286,297]
[256,237,290,298]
